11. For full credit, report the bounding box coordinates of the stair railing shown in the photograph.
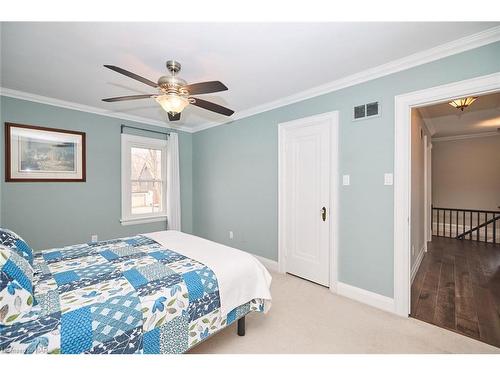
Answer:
[431,206,500,244]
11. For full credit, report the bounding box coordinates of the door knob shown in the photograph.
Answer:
[321,207,327,222]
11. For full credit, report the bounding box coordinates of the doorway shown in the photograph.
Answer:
[394,74,500,347]
[278,111,339,288]
[410,91,500,347]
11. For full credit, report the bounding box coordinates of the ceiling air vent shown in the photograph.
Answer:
[353,101,380,121]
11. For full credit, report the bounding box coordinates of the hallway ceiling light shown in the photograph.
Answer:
[448,96,477,111]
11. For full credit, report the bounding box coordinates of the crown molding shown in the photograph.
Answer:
[422,117,437,136]
[0,88,195,134]
[432,131,500,142]
[192,26,500,133]
[417,107,437,136]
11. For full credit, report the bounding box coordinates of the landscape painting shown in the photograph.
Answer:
[19,137,76,172]
[5,123,86,182]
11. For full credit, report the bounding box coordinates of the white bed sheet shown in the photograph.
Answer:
[144,230,272,316]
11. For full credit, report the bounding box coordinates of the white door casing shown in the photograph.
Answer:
[423,135,429,250]
[278,111,339,287]
[426,142,432,243]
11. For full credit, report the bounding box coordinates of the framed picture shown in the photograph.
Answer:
[5,123,86,182]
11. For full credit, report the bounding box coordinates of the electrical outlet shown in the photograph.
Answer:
[384,173,393,186]
[229,231,234,240]
[91,234,98,243]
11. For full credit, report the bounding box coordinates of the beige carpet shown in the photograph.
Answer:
[190,272,500,354]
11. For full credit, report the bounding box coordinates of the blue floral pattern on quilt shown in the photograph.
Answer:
[0,246,35,326]
[0,235,264,354]
[0,228,34,266]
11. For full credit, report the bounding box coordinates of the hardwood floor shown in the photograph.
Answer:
[411,236,500,348]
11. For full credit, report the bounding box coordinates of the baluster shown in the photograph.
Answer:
[437,209,440,236]
[441,210,444,237]
[443,209,446,237]
[462,210,465,239]
[477,212,480,241]
[469,211,472,240]
[485,213,488,243]
[449,210,452,238]
[494,214,497,244]
[433,208,435,236]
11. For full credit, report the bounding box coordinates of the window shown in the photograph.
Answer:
[121,134,168,225]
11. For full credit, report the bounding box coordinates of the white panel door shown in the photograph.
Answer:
[281,115,332,286]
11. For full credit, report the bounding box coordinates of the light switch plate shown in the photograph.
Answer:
[91,234,98,243]
[384,173,393,186]
[342,175,350,186]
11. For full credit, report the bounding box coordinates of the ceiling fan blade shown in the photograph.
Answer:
[183,81,228,95]
[168,112,181,121]
[190,97,234,116]
[102,94,154,102]
[104,65,158,88]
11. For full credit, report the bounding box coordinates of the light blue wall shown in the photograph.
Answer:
[192,42,500,298]
[0,96,193,250]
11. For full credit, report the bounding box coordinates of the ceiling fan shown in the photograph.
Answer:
[102,60,234,122]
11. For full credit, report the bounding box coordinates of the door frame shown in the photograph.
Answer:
[422,134,431,250]
[393,72,500,316]
[425,140,432,244]
[278,111,340,292]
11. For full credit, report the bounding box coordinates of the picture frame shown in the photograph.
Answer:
[5,122,86,182]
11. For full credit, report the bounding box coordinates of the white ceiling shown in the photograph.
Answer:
[1,22,499,130]
[419,92,500,137]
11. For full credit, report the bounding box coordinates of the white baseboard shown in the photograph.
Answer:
[253,254,281,273]
[334,282,395,314]
[410,245,426,283]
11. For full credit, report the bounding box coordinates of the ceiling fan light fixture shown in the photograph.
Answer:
[155,94,189,115]
[448,96,477,111]
[102,61,234,121]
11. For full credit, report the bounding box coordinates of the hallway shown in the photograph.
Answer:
[411,236,500,347]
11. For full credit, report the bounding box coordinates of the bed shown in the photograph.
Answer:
[0,230,272,354]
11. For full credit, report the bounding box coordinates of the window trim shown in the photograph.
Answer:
[121,133,168,225]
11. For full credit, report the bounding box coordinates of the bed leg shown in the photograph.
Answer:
[237,316,245,336]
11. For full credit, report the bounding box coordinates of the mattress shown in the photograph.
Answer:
[0,234,266,354]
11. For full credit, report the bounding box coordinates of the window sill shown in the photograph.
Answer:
[120,215,167,226]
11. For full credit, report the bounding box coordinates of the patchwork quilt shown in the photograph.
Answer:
[0,235,263,354]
